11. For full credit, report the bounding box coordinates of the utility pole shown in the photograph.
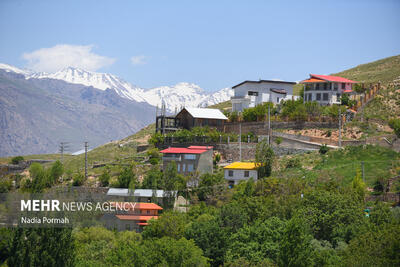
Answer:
[59,142,69,162]
[338,108,342,148]
[84,142,88,179]
[361,161,365,182]
[239,123,242,162]
[268,104,271,145]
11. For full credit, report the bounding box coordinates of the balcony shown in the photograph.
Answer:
[162,155,181,161]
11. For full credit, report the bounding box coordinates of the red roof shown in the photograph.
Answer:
[116,215,158,221]
[187,146,213,150]
[301,77,327,83]
[109,202,162,210]
[135,203,163,210]
[137,222,149,226]
[310,74,358,83]
[343,89,353,93]
[160,147,208,154]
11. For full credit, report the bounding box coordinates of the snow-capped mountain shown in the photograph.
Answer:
[0,63,233,112]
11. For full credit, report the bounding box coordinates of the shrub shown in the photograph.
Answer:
[275,137,283,146]
[228,111,239,122]
[319,144,329,155]
[286,158,301,169]
[10,156,24,165]
[325,130,332,137]
[0,179,12,193]
[389,118,400,137]
[147,148,161,165]
[99,168,111,187]
[73,173,85,186]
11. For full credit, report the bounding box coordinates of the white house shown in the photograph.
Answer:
[231,80,297,112]
[224,162,258,187]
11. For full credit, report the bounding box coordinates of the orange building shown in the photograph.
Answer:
[104,202,163,232]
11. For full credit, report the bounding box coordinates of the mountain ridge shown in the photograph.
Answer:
[0,63,234,112]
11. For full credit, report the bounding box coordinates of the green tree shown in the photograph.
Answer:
[343,224,400,267]
[29,162,47,193]
[225,217,286,264]
[278,217,314,267]
[10,156,24,165]
[142,211,188,240]
[49,160,64,185]
[117,167,137,188]
[162,161,186,208]
[255,139,274,178]
[185,214,228,266]
[8,228,74,267]
[298,190,364,244]
[99,167,111,187]
[142,237,209,266]
[351,169,366,200]
[141,167,163,189]
[197,172,225,202]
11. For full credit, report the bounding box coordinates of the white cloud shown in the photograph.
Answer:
[130,55,147,65]
[22,44,115,72]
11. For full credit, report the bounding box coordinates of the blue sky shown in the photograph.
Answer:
[0,0,399,91]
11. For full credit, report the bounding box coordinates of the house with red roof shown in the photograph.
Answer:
[103,202,163,232]
[300,74,358,105]
[160,145,213,176]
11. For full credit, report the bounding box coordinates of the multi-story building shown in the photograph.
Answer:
[156,107,228,133]
[107,188,177,206]
[103,202,163,232]
[300,74,358,105]
[231,80,297,111]
[224,162,258,187]
[160,145,213,175]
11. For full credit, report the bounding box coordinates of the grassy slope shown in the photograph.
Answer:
[275,145,400,187]
[335,55,400,123]
[333,54,400,85]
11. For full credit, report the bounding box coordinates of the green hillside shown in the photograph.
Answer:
[333,54,400,85]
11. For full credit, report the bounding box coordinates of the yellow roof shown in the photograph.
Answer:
[224,162,258,170]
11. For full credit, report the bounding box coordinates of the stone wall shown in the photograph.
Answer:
[366,134,400,152]
[272,131,365,147]
[218,121,338,135]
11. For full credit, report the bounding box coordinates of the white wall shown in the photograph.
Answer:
[232,81,295,111]
[224,169,258,184]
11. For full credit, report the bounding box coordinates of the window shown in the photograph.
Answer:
[276,97,280,103]
[316,93,321,100]
[228,170,233,177]
[244,171,249,177]
[185,154,196,160]
[323,83,327,90]
[342,83,345,89]
[309,94,313,101]
[182,164,186,172]
[248,91,259,96]
[177,164,180,172]
[187,164,194,172]
[323,93,329,101]
[316,83,320,90]
[125,224,130,230]
[147,210,150,214]
[334,83,338,90]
